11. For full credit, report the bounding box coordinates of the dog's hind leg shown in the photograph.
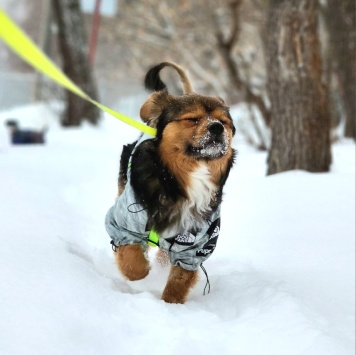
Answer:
[156,248,170,267]
[115,245,150,281]
[161,266,198,304]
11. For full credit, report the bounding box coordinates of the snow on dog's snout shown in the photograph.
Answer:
[196,118,229,158]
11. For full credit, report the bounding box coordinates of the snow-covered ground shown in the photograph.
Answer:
[0,104,355,355]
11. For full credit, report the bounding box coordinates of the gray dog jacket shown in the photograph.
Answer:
[105,136,221,271]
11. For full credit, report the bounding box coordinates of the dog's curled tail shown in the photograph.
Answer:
[144,62,194,95]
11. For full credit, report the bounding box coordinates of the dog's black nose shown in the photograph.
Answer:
[208,122,224,136]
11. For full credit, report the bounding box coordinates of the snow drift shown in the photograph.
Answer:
[0,104,354,355]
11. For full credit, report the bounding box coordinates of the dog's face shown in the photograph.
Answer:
[140,91,235,160]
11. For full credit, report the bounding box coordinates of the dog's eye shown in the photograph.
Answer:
[185,118,200,124]
[218,119,229,125]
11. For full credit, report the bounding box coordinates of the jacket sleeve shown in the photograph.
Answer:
[159,211,221,271]
[105,198,149,251]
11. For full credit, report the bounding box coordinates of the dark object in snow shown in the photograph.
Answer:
[5,120,46,145]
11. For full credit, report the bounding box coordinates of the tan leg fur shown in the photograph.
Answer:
[115,245,150,281]
[156,248,170,267]
[162,266,198,304]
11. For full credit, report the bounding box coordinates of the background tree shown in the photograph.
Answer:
[266,0,331,175]
[210,0,270,149]
[323,0,356,139]
[52,0,100,126]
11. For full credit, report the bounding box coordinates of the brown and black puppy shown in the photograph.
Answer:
[109,62,235,304]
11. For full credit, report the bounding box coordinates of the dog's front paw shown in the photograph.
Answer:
[115,245,150,281]
[161,290,185,304]
[161,266,198,304]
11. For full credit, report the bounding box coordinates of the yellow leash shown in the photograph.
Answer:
[0,8,157,137]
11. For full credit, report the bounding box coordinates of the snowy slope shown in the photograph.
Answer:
[0,104,354,355]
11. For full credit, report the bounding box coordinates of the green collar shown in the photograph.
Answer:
[148,230,159,247]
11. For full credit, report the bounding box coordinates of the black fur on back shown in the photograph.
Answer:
[144,63,168,92]
[118,141,137,192]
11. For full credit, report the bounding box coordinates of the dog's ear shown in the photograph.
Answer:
[140,94,157,123]
[140,91,170,125]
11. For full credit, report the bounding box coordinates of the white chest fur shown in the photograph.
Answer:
[187,163,216,214]
[178,163,216,231]
[161,163,217,238]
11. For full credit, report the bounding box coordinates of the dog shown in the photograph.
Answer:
[105,62,236,303]
[5,120,46,144]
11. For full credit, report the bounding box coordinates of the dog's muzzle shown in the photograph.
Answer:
[188,123,229,159]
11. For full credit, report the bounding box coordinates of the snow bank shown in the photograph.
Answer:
[0,104,354,355]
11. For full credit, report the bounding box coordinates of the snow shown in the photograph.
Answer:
[0,103,355,355]
[80,0,117,17]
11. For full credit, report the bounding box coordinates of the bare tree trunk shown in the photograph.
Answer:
[213,0,271,127]
[266,0,331,175]
[324,0,356,139]
[52,0,100,126]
